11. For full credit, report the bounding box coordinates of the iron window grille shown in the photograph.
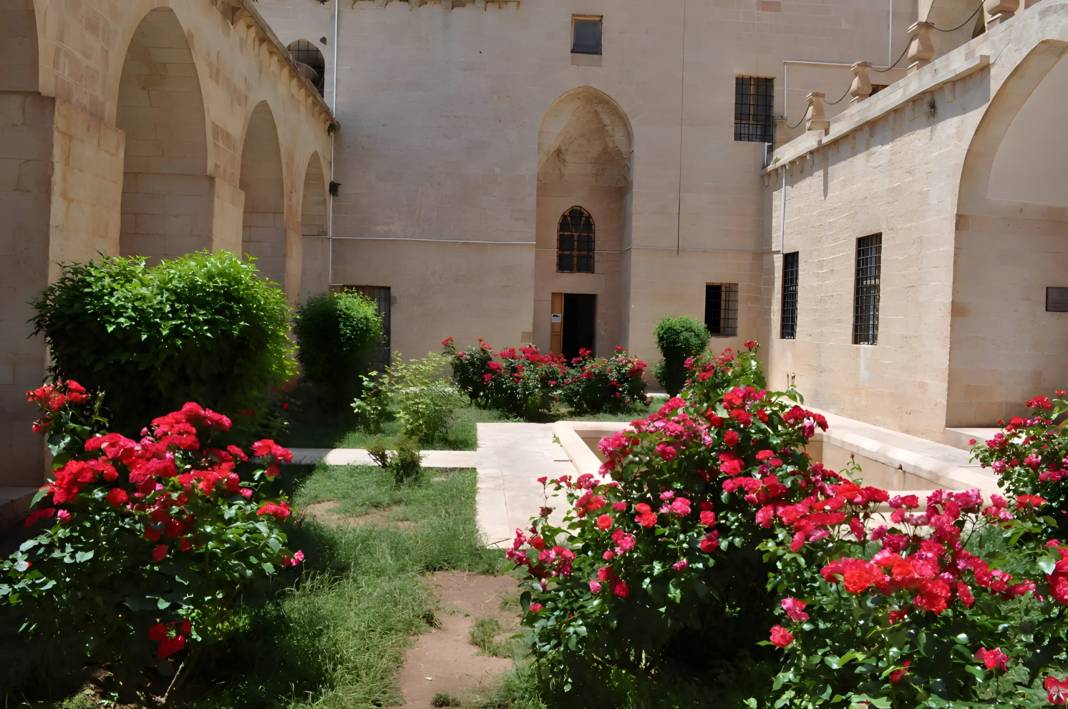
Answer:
[735,76,775,143]
[852,234,882,345]
[780,251,799,339]
[572,16,603,55]
[287,39,325,96]
[557,206,595,273]
[705,283,739,337]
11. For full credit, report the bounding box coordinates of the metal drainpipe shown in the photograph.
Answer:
[328,0,340,288]
[888,0,895,67]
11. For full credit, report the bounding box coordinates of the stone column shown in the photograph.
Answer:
[984,0,1020,24]
[805,92,830,133]
[906,21,935,73]
[850,61,873,103]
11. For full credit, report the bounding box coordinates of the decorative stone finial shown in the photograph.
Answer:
[805,92,830,133]
[850,61,873,103]
[906,21,935,73]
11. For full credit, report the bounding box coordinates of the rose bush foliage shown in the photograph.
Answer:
[971,391,1068,536]
[441,338,648,418]
[1,381,301,685]
[508,343,1068,706]
[558,347,649,415]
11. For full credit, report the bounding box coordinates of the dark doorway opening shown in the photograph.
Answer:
[562,293,596,360]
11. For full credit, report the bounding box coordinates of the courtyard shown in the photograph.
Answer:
[1,0,1067,706]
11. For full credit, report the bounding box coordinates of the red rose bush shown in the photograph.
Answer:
[507,344,1068,705]
[1,381,301,682]
[442,338,648,418]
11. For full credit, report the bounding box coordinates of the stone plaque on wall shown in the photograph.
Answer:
[1047,287,1068,313]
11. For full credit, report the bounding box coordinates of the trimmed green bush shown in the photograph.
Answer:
[653,316,709,395]
[31,252,295,434]
[294,291,383,411]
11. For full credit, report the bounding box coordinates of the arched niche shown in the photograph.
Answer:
[948,42,1068,426]
[300,151,328,301]
[240,101,287,287]
[0,0,38,92]
[116,7,212,261]
[533,87,633,357]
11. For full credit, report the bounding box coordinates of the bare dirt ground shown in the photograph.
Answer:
[301,500,417,530]
[389,571,520,708]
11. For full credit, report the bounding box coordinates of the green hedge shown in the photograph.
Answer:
[294,291,383,411]
[31,251,295,433]
[653,316,709,395]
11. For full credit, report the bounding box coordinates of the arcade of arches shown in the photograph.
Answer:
[0,0,333,488]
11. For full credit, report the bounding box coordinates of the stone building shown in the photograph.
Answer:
[0,0,334,494]
[0,0,1064,496]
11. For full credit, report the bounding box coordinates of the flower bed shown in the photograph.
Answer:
[441,338,648,418]
[507,343,1068,705]
[2,380,300,692]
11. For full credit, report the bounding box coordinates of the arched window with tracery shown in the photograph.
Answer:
[287,39,326,96]
[557,206,595,273]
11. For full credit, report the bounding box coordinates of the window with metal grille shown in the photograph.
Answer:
[572,16,603,55]
[780,251,799,339]
[852,234,882,345]
[287,39,325,96]
[557,207,595,273]
[705,283,739,337]
[734,76,775,143]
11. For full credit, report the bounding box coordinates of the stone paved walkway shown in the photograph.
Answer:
[474,423,575,548]
[290,448,477,468]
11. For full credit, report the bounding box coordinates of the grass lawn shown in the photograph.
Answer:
[283,393,660,452]
[177,464,512,708]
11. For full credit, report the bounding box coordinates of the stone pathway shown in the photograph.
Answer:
[290,448,476,468]
[474,423,575,548]
[292,423,588,549]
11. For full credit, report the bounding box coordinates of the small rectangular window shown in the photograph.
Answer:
[705,283,739,337]
[572,16,603,56]
[735,76,775,143]
[1047,287,1068,312]
[852,234,882,345]
[780,251,799,339]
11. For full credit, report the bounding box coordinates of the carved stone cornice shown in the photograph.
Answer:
[211,0,337,128]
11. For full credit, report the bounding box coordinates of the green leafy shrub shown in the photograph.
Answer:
[653,316,709,396]
[31,252,295,435]
[294,291,383,411]
[559,347,649,415]
[386,353,467,444]
[368,439,424,486]
[2,384,300,694]
[970,391,1068,536]
[351,370,391,434]
[442,340,564,419]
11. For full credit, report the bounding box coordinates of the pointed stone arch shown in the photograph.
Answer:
[534,86,633,356]
[239,100,287,287]
[948,40,1068,426]
[116,7,212,261]
[300,151,328,301]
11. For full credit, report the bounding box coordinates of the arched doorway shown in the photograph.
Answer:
[300,151,328,301]
[240,101,287,287]
[534,87,633,356]
[116,8,212,261]
[948,41,1068,426]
